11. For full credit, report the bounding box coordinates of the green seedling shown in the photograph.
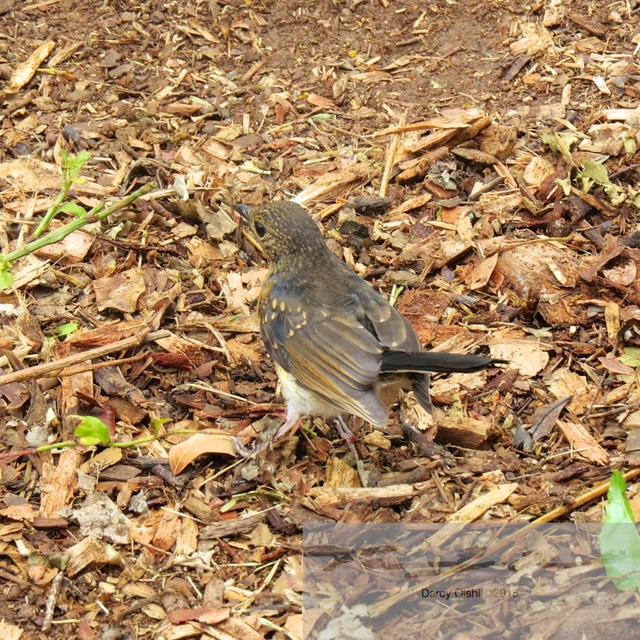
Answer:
[33,150,91,238]
[599,470,640,592]
[0,166,156,289]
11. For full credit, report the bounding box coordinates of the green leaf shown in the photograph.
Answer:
[51,322,79,338]
[580,160,610,185]
[556,176,572,196]
[620,347,640,368]
[73,416,111,446]
[604,471,636,523]
[59,202,88,217]
[624,137,637,157]
[599,470,640,591]
[309,113,333,122]
[578,160,624,204]
[62,150,91,184]
[0,269,14,289]
[389,284,404,307]
[150,417,171,437]
[541,131,578,153]
[604,183,626,206]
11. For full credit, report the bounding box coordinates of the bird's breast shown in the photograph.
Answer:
[275,364,339,419]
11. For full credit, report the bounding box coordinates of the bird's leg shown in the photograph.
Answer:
[273,407,302,441]
[232,436,263,458]
[335,416,359,458]
[233,409,301,458]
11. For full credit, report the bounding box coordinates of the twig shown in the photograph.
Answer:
[52,353,149,378]
[0,330,170,386]
[379,112,405,197]
[22,0,63,11]
[373,119,469,138]
[265,107,325,135]
[41,571,64,632]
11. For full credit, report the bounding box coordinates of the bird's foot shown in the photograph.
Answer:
[232,436,268,458]
[335,416,359,458]
[273,414,301,441]
[233,414,301,458]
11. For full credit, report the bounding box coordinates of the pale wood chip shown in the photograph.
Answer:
[39,448,82,518]
[325,456,362,487]
[307,481,431,506]
[7,40,55,92]
[0,621,24,640]
[66,535,121,577]
[557,419,609,465]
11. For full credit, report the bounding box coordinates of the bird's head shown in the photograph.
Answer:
[235,201,327,264]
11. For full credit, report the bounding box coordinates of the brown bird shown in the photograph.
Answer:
[236,201,503,448]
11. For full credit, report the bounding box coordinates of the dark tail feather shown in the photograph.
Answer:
[411,373,433,413]
[381,351,507,374]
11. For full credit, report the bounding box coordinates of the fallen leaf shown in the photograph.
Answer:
[467,253,499,290]
[249,522,276,548]
[307,93,335,108]
[93,268,146,312]
[169,433,237,474]
[198,607,231,624]
[621,347,640,367]
[599,356,634,376]
[528,396,572,443]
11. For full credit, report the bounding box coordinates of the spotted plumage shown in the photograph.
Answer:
[236,201,504,445]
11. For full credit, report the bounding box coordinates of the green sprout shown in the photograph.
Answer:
[599,470,640,592]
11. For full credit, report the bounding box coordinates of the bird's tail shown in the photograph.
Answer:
[381,351,506,374]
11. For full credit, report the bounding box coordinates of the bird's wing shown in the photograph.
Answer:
[355,286,422,352]
[260,295,388,425]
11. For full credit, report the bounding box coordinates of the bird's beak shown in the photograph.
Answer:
[233,203,252,221]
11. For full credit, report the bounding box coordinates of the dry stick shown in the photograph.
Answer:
[379,112,406,197]
[265,107,325,135]
[55,352,150,378]
[41,571,64,632]
[22,0,63,11]
[373,119,470,138]
[367,466,640,618]
[242,60,265,83]
[0,330,170,387]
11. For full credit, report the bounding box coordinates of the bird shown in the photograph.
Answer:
[235,200,503,449]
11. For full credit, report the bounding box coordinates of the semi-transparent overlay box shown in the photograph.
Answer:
[303,522,639,639]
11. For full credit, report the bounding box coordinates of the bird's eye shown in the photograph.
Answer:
[254,221,267,238]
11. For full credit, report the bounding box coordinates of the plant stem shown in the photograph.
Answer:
[3,182,157,266]
[33,177,73,238]
[37,441,77,453]
[109,428,196,448]
[35,428,196,453]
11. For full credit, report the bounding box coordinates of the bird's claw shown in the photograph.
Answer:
[232,436,268,458]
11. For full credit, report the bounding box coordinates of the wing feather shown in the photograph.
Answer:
[260,297,388,425]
